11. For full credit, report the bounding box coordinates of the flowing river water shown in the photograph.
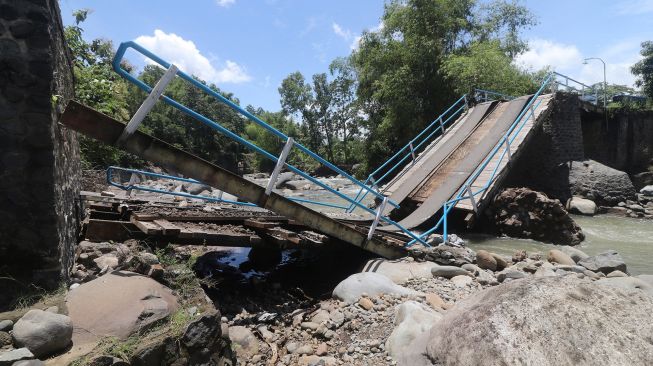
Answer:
[465,215,653,275]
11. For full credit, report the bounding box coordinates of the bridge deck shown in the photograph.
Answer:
[381,101,496,214]
[380,95,532,230]
[455,94,554,212]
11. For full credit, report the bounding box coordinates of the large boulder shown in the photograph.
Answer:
[547,249,575,266]
[12,310,72,357]
[475,250,497,271]
[409,245,476,266]
[362,259,436,284]
[557,246,589,263]
[578,250,627,275]
[430,265,471,279]
[596,277,653,297]
[386,301,442,366]
[566,196,597,216]
[332,272,419,303]
[487,188,584,245]
[426,276,653,365]
[65,271,178,344]
[641,185,653,196]
[568,160,636,206]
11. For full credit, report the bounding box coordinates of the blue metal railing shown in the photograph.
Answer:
[107,166,354,210]
[346,95,468,212]
[112,41,429,245]
[346,88,514,213]
[406,72,565,246]
[107,166,258,206]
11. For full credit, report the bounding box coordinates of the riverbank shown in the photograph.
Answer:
[466,214,653,275]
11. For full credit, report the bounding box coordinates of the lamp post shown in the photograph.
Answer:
[583,57,607,110]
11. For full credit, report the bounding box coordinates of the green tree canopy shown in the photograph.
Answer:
[632,41,653,100]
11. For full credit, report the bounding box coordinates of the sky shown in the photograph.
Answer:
[59,0,653,111]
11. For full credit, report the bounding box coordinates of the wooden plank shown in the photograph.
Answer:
[130,217,163,235]
[243,218,278,229]
[132,212,288,223]
[85,219,138,241]
[152,219,181,235]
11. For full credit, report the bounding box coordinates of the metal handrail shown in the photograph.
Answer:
[107,166,258,206]
[551,72,598,103]
[406,72,562,246]
[112,42,428,246]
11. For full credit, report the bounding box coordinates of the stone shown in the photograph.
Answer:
[607,270,628,278]
[12,309,72,357]
[293,345,314,355]
[426,276,653,365]
[450,275,473,287]
[489,188,585,245]
[332,272,420,303]
[547,249,575,266]
[568,160,637,206]
[0,348,34,365]
[66,271,178,344]
[430,265,470,279]
[640,185,653,196]
[410,245,475,266]
[316,343,328,356]
[93,254,119,271]
[138,253,159,265]
[557,246,589,263]
[566,196,597,215]
[496,270,527,282]
[386,301,442,366]
[362,259,437,284]
[183,182,211,195]
[578,250,627,274]
[358,297,374,311]
[475,250,497,271]
[182,311,222,350]
[490,253,509,270]
[12,360,45,366]
[511,250,527,263]
[0,331,10,346]
[0,320,12,332]
[463,264,498,285]
[300,322,319,330]
[596,277,653,297]
[309,309,330,325]
[424,293,448,310]
[228,326,259,358]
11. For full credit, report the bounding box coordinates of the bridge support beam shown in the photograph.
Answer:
[61,101,408,259]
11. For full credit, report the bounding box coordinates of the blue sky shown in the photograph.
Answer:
[59,0,653,111]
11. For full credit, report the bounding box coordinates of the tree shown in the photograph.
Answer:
[64,9,141,169]
[442,40,537,96]
[632,41,653,100]
[352,0,536,173]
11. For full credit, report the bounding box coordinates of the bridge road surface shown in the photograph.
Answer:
[380,101,498,216]
[379,95,532,231]
[455,94,554,212]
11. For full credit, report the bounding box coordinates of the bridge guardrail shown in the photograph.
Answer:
[112,41,429,245]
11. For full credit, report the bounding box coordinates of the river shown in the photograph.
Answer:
[465,215,653,275]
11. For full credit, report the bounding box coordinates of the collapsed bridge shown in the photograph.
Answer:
[61,41,598,259]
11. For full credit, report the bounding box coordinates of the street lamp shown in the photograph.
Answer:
[583,57,607,110]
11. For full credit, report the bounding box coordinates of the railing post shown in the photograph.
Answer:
[466,185,478,213]
[438,116,445,133]
[117,64,178,145]
[265,137,294,195]
[367,197,388,240]
[409,142,416,164]
[463,95,469,111]
[504,137,512,161]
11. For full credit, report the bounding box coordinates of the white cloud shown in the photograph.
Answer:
[135,30,251,84]
[515,38,642,87]
[515,39,582,72]
[332,22,352,40]
[615,0,653,15]
[215,0,235,8]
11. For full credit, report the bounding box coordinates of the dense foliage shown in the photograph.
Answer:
[632,41,653,101]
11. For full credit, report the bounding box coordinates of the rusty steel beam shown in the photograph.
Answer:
[61,101,407,259]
